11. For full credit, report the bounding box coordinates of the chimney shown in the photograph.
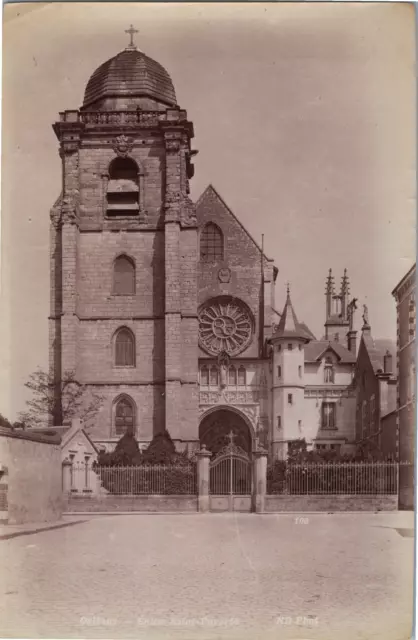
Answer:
[383,350,393,375]
[347,330,357,355]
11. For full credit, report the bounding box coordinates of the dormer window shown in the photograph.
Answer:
[106,157,140,217]
[324,357,335,383]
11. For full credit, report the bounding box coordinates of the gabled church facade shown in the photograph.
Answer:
[49,40,359,460]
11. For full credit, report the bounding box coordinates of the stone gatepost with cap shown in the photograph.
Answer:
[252,448,268,513]
[196,445,212,513]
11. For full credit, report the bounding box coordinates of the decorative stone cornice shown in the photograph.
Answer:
[181,195,197,228]
[164,130,183,154]
[165,139,181,153]
[59,142,79,157]
[61,202,78,225]
[165,191,182,222]
[199,389,260,405]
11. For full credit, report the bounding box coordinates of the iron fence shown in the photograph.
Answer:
[71,463,197,495]
[267,462,408,495]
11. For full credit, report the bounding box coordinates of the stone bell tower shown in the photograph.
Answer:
[49,29,199,449]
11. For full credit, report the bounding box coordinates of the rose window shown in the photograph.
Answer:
[198,299,253,356]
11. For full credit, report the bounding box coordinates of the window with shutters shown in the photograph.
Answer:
[113,255,135,295]
[114,396,135,435]
[114,328,135,367]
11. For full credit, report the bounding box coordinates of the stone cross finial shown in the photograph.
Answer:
[125,24,138,50]
[227,430,236,445]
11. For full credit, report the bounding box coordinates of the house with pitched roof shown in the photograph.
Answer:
[353,313,397,457]
[269,273,358,459]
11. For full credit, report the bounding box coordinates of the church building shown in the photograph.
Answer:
[49,36,359,459]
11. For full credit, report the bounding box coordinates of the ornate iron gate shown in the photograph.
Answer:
[209,431,252,511]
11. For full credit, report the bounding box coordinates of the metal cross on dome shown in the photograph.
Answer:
[125,24,138,51]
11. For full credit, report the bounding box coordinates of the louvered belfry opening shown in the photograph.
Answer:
[106,157,139,217]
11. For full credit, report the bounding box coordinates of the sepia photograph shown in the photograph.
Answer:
[0,2,416,639]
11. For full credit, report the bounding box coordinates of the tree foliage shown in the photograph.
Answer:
[18,367,103,429]
[96,429,192,467]
[0,413,25,430]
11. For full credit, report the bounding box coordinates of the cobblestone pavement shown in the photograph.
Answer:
[0,512,414,640]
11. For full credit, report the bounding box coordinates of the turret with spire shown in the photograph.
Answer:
[270,285,311,461]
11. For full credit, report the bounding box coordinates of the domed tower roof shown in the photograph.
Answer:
[82,46,177,111]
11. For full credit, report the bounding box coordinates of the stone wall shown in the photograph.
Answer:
[196,185,274,359]
[65,494,198,513]
[265,495,398,512]
[0,428,63,524]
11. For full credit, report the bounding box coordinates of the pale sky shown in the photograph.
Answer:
[0,2,416,420]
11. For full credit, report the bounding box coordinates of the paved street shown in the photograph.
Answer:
[0,512,414,640]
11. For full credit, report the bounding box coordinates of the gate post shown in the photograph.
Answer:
[196,445,212,513]
[62,458,72,495]
[252,449,268,513]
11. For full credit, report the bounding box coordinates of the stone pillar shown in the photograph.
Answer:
[252,449,268,513]
[164,131,183,440]
[62,458,72,495]
[196,445,212,513]
[0,465,9,524]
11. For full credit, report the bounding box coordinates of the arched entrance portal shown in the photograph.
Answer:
[199,408,253,455]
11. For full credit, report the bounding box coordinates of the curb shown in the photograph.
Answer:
[0,518,88,541]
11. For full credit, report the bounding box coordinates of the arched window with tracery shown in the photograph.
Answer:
[106,157,139,217]
[114,328,135,367]
[113,255,135,295]
[200,366,209,386]
[200,223,224,262]
[228,366,237,386]
[324,357,335,384]
[114,396,135,436]
[238,366,246,386]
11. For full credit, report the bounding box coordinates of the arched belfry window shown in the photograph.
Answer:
[114,395,135,436]
[106,157,139,217]
[114,328,135,367]
[200,223,224,262]
[113,255,135,295]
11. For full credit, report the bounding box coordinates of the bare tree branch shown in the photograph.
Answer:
[18,368,104,430]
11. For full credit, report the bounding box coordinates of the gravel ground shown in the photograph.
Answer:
[0,512,414,640]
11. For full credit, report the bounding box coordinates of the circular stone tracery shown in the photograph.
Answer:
[198,298,253,356]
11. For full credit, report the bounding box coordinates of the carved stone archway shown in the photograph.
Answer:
[199,407,254,455]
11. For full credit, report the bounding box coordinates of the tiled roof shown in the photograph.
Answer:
[82,49,177,109]
[299,322,317,341]
[304,340,356,364]
[272,290,311,342]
